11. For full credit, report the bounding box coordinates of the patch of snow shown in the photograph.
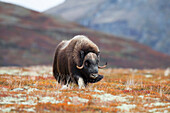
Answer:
[151,102,170,106]
[130,69,138,73]
[143,103,149,107]
[116,104,136,111]
[43,75,48,78]
[11,88,24,91]
[0,107,15,112]
[164,110,169,113]
[93,88,104,93]
[1,87,8,91]
[17,93,26,97]
[125,87,132,91]
[0,67,52,77]
[23,107,35,112]
[20,71,39,76]
[138,95,144,99]
[67,102,71,105]
[54,91,62,95]
[0,96,37,105]
[24,86,29,89]
[123,95,134,98]
[145,74,153,78]
[148,108,157,112]
[20,101,37,105]
[19,96,38,105]
[164,68,170,76]
[69,96,89,105]
[146,94,150,96]
[27,88,39,93]
[0,70,7,74]
[145,97,160,101]
[144,102,170,107]
[3,96,26,103]
[0,101,13,105]
[39,96,63,104]
[31,76,36,80]
[92,93,127,102]
[61,85,69,90]
[0,69,20,75]
[4,96,57,105]
[149,108,169,113]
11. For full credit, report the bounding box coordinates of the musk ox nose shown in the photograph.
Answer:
[93,66,98,74]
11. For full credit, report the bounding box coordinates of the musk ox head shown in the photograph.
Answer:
[76,52,107,80]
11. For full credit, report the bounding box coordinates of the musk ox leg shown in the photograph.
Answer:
[57,75,61,83]
[72,74,86,89]
[66,76,71,86]
[78,77,85,89]
[61,85,69,90]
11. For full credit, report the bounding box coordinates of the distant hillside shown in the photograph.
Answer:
[0,2,170,68]
[45,0,170,55]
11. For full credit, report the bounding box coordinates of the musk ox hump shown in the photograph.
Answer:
[60,40,70,50]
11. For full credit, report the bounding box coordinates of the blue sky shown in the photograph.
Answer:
[0,0,65,12]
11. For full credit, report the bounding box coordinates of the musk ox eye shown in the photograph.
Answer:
[85,60,90,67]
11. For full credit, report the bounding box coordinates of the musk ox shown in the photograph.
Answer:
[53,35,107,88]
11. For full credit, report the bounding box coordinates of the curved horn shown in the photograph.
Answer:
[76,50,85,69]
[76,64,84,69]
[98,62,107,69]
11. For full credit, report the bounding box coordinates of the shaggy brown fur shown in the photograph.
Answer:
[53,35,104,88]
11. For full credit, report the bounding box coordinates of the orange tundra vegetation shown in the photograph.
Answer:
[0,66,169,112]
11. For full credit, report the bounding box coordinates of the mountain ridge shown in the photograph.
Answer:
[45,0,170,55]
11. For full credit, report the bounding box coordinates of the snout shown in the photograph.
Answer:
[90,66,98,79]
[93,66,98,74]
[90,73,98,79]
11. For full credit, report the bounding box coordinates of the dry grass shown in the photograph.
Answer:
[0,66,169,112]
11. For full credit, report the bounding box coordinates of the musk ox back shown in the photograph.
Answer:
[53,35,107,88]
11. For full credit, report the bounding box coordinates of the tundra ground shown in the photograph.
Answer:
[0,66,169,112]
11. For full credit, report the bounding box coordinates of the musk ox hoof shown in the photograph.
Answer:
[88,74,104,83]
[61,85,69,90]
